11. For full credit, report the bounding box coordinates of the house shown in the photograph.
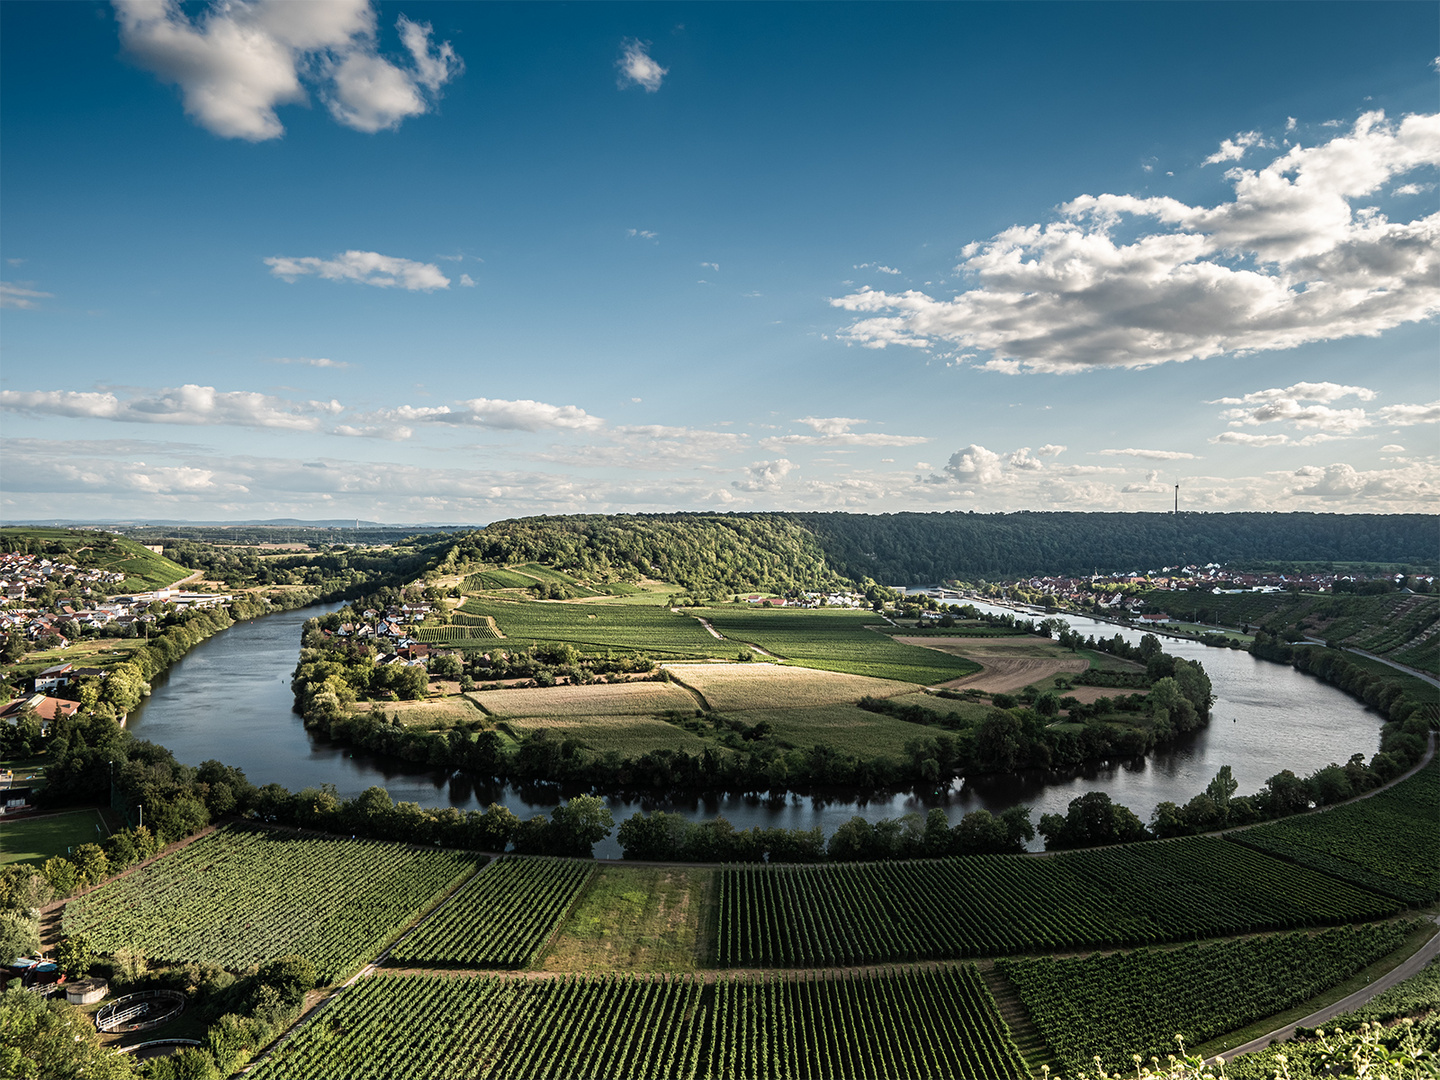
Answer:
[1,693,82,733]
[34,663,74,693]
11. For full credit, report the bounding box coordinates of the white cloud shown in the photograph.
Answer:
[1375,400,1440,425]
[701,262,719,272]
[356,398,605,433]
[616,38,667,92]
[1392,181,1435,196]
[1,282,54,310]
[834,110,1440,372]
[113,1,460,140]
[1381,444,1405,452]
[732,458,794,492]
[459,274,476,287]
[627,228,658,240]
[942,444,1006,485]
[797,416,866,435]
[0,385,342,430]
[1210,381,1378,405]
[761,432,929,450]
[1097,448,1199,460]
[1036,443,1067,457]
[269,356,350,369]
[1202,130,1267,165]
[1122,470,1172,493]
[1288,461,1438,502]
[265,250,450,290]
[1211,431,1293,447]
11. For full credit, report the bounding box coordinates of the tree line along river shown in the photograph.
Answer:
[125,600,1385,857]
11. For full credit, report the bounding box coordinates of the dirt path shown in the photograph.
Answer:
[892,636,1089,692]
[684,615,779,658]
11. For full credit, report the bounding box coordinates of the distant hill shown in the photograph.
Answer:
[440,512,1438,592]
[0,526,193,591]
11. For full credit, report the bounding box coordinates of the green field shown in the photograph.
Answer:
[501,714,720,756]
[470,681,700,719]
[541,865,712,973]
[703,606,982,684]
[0,808,109,865]
[729,704,941,760]
[458,596,734,659]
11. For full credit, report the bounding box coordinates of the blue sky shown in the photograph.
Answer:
[2,1,1436,523]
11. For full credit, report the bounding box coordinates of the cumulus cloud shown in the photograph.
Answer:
[1097,448,1199,460]
[732,458,794,492]
[1288,461,1438,502]
[834,110,1440,371]
[1375,401,1440,425]
[265,250,450,290]
[0,385,342,430]
[797,416,866,435]
[761,432,929,450]
[1213,382,1436,436]
[0,282,54,310]
[1036,444,1067,457]
[1122,470,1172,493]
[616,38,666,92]
[1202,130,1268,165]
[114,1,460,140]
[269,356,350,369]
[1211,431,1293,447]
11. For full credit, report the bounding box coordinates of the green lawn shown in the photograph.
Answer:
[0,808,110,865]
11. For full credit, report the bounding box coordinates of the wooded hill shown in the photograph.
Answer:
[440,512,1438,592]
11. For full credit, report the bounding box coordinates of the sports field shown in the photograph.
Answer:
[0,808,109,865]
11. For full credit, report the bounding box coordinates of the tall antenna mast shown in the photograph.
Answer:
[1174,483,1179,516]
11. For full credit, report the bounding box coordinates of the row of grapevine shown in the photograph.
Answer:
[706,966,1028,1079]
[249,966,1026,1080]
[715,836,1403,966]
[251,972,707,1080]
[390,856,595,968]
[996,921,1415,1076]
[416,625,500,643]
[1232,758,1439,904]
[62,825,480,981]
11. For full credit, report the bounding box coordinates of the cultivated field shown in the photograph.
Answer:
[733,704,942,760]
[354,696,488,728]
[469,680,699,719]
[661,662,917,711]
[62,825,479,981]
[500,714,718,756]
[703,607,981,684]
[893,635,1090,692]
[460,596,735,658]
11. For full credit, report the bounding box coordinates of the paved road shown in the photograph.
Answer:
[1215,915,1440,1062]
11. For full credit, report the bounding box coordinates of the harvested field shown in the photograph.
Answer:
[351,697,487,729]
[893,636,1089,692]
[467,680,698,719]
[661,662,916,711]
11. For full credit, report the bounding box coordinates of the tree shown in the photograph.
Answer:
[53,934,96,979]
[0,912,38,966]
[0,989,139,1079]
[548,795,614,856]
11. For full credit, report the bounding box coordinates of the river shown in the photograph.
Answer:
[125,600,1387,856]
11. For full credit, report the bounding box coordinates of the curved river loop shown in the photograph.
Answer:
[126,599,1387,856]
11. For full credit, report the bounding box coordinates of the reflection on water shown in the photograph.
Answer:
[127,600,1387,856]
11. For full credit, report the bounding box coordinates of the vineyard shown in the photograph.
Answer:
[705,965,1027,1080]
[390,856,595,969]
[715,838,1402,966]
[62,825,479,981]
[457,597,734,659]
[996,922,1415,1075]
[416,624,502,645]
[1231,758,1440,905]
[248,966,1026,1080]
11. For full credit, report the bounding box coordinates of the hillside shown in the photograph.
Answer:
[0,526,192,591]
[435,512,1438,593]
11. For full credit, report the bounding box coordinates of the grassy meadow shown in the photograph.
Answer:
[0,808,111,865]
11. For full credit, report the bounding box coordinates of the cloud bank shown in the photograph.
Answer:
[265,250,450,290]
[833,111,1440,372]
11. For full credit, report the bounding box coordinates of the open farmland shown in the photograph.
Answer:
[661,662,917,711]
[893,635,1091,693]
[355,696,488,729]
[501,714,719,756]
[730,704,944,761]
[541,865,711,973]
[460,597,734,658]
[469,680,699,719]
[702,606,981,684]
[62,825,479,981]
